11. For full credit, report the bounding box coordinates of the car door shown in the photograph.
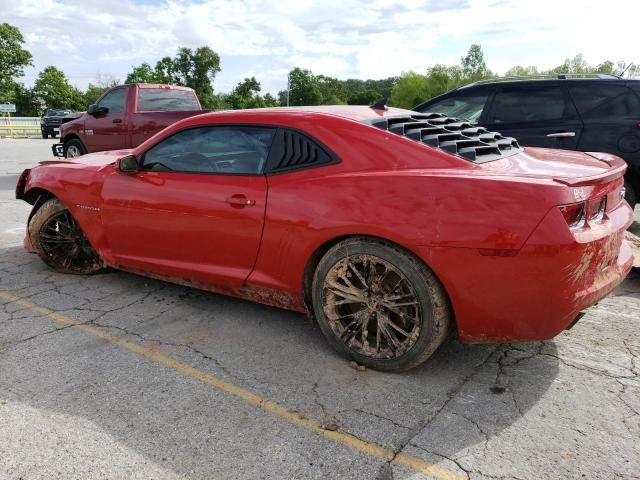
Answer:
[85,87,129,152]
[483,84,583,149]
[100,125,275,288]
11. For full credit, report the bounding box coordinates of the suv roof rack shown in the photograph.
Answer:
[459,73,622,89]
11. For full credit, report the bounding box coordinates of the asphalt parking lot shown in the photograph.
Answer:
[1,138,639,480]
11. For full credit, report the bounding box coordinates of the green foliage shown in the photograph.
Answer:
[503,65,540,77]
[33,66,86,110]
[388,71,431,109]
[0,23,33,103]
[228,77,271,109]
[85,83,108,106]
[125,63,162,84]
[461,44,491,81]
[286,68,323,106]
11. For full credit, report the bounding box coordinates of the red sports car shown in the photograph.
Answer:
[15,106,634,371]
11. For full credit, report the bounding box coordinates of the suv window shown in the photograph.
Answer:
[417,93,489,123]
[98,88,126,113]
[489,86,575,123]
[137,88,200,112]
[569,85,640,121]
[141,126,276,175]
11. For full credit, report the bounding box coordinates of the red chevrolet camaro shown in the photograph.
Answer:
[15,106,634,371]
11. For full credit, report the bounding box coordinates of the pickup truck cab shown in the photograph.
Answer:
[53,83,205,158]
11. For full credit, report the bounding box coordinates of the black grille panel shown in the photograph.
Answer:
[369,113,522,163]
[266,129,338,174]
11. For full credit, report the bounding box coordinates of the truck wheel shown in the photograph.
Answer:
[624,180,637,210]
[29,198,103,274]
[312,238,451,372]
[65,139,86,158]
[42,131,49,139]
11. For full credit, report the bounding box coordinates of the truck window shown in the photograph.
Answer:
[98,88,126,113]
[137,88,200,112]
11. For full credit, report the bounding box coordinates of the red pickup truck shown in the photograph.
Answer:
[53,83,206,157]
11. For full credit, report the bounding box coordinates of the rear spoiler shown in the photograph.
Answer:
[553,153,627,187]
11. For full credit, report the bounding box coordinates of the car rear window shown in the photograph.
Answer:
[489,86,577,123]
[137,88,200,112]
[569,85,640,121]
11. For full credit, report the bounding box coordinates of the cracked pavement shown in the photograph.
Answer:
[1,139,639,479]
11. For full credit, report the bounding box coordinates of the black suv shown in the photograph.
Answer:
[40,109,71,139]
[414,74,640,207]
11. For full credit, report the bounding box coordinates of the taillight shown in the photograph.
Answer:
[559,202,586,229]
[559,195,606,230]
[588,196,606,223]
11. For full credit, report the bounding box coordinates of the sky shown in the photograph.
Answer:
[3,0,638,95]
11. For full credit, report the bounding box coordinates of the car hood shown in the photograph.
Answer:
[480,147,627,186]
[39,149,132,169]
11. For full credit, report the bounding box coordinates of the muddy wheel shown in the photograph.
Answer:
[312,238,451,372]
[65,139,86,158]
[29,198,103,274]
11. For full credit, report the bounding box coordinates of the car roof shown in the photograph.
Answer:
[201,105,417,122]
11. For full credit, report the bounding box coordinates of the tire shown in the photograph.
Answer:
[624,179,637,210]
[312,238,451,372]
[64,138,86,158]
[51,132,57,138]
[29,198,103,274]
[42,132,49,139]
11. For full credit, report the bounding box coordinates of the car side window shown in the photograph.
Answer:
[98,88,126,113]
[417,93,489,123]
[141,126,276,175]
[569,85,640,122]
[489,86,575,123]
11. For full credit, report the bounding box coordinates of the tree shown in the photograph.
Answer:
[33,66,85,110]
[425,64,465,97]
[388,72,430,109]
[285,68,322,106]
[503,65,540,77]
[461,44,491,81]
[317,75,347,104]
[229,77,265,109]
[548,54,590,74]
[0,23,33,102]
[84,83,107,106]
[125,63,161,84]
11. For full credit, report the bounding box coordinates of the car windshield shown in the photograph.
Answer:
[418,94,489,123]
[45,109,70,116]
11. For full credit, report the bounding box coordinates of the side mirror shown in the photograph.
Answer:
[87,104,108,116]
[117,155,138,173]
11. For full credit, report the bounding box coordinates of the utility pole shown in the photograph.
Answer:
[286,72,290,107]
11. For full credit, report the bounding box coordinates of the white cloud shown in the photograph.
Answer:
[4,0,638,95]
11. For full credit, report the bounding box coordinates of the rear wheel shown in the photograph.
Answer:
[65,138,86,158]
[41,131,49,139]
[29,198,103,274]
[312,238,451,372]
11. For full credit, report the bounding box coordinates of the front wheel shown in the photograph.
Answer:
[29,198,103,274]
[64,138,86,158]
[41,131,49,139]
[312,238,451,372]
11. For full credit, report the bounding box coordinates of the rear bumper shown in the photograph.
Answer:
[415,201,634,343]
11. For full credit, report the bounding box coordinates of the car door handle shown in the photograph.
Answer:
[546,131,575,138]
[112,119,122,124]
[226,194,256,208]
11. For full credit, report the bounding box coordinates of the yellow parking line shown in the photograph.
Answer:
[0,290,464,480]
